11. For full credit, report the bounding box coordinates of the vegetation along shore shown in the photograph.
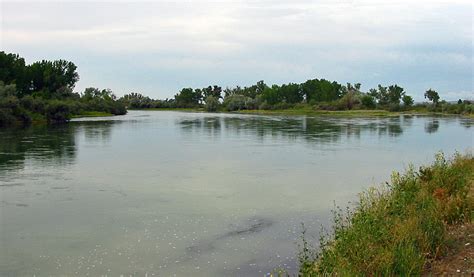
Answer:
[295,153,473,276]
[1,51,473,127]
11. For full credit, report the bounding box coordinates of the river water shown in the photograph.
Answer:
[0,111,472,276]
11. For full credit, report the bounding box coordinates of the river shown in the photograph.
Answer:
[0,111,472,276]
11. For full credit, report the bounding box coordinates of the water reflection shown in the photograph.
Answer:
[0,125,77,175]
[425,119,440,134]
[78,121,117,143]
[0,121,118,178]
[178,115,412,145]
[0,111,472,277]
[178,115,474,144]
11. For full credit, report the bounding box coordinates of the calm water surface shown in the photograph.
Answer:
[0,111,472,276]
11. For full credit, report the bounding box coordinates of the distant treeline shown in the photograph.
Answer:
[0,51,126,127]
[121,80,473,114]
[2,51,472,127]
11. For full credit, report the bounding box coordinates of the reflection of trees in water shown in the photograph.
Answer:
[460,118,472,129]
[75,121,116,143]
[178,115,413,145]
[0,125,77,174]
[0,121,117,175]
[425,119,440,134]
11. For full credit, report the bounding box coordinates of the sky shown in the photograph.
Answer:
[1,0,472,101]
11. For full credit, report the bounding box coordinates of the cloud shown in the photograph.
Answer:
[1,0,472,100]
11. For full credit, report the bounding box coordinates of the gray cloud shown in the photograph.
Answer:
[1,0,472,100]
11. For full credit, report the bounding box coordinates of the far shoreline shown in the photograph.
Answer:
[123,107,474,118]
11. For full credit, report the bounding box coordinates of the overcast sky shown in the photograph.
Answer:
[1,0,472,100]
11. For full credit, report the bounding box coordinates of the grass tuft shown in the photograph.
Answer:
[300,153,474,276]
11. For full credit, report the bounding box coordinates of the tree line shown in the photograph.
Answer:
[121,79,472,114]
[0,52,126,126]
[2,51,472,128]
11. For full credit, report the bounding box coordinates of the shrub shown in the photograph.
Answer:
[361,95,376,109]
[20,96,45,114]
[402,95,414,107]
[204,96,220,112]
[338,91,359,110]
[301,153,474,276]
[388,103,401,112]
[223,95,249,111]
[45,100,71,123]
[259,101,272,110]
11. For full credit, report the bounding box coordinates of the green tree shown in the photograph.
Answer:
[402,95,414,107]
[280,83,303,104]
[202,85,222,100]
[174,88,202,107]
[0,52,29,95]
[301,78,343,103]
[387,84,405,104]
[424,89,440,105]
[29,59,79,97]
[361,94,376,109]
[261,85,282,105]
[369,85,390,106]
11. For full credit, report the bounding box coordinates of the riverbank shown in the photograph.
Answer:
[299,153,473,276]
[425,222,474,275]
[128,107,473,118]
[71,111,114,118]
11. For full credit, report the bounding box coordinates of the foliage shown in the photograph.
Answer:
[45,100,71,123]
[202,85,222,100]
[302,79,343,103]
[402,95,414,107]
[174,87,202,108]
[223,94,257,111]
[360,94,376,109]
[387,84,405,104]
[299,153,474,276]
[204,96,220,112]
[0,52,127,127]
[29,59,79,96]
[80,87,126,115]
[425,89,440,105]
[0,52,29,94]
[338,91,359,110]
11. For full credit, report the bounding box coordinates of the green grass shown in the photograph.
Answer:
[71,111,114,118]
[236,108,400,117]
[300,153,474,276]
[129,106,473,118]
[128,107,205,112]
[236,107,472,118]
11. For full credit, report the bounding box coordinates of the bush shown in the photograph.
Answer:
[338,91,359,110]
[301,153,473,276]
[402,95,414,107]
[388,103,401,112]
[361,95,376,109]
[20,96,45,114]
[259,101,272,110]
[0,95,20,110]
[45,100,71,123]
[314,101,339,111]
[204,96,220,112]
[12,107,32,125]
[223,95,251,111]
[108,102,127,115]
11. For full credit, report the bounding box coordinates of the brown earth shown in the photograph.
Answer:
[424,222,473,276]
